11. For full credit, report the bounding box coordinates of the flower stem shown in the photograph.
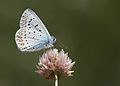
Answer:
[55,74,58,86]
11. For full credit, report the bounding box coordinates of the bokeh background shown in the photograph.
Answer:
[0,0,120,86]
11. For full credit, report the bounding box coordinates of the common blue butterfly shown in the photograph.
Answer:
[15,8,56,52]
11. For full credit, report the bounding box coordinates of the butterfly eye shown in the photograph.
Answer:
[53,38,56,41]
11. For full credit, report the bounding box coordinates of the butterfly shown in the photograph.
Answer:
[15,8,56,52]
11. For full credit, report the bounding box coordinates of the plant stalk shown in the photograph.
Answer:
[55,74,58,86]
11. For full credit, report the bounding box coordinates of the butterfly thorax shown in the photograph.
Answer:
[45,36,56,48]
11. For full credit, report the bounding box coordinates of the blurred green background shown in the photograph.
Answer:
[0,0,120,86]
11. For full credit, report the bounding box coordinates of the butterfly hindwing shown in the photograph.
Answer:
[15,27,48,52]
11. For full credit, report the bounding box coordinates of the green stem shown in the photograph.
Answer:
[55,74,58,86]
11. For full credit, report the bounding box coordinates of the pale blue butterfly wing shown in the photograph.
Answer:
[15,27,48,52]
[20,8,51,37]
[15,8,56,52]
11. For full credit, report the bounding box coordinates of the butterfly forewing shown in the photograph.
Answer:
[20,8,51,37]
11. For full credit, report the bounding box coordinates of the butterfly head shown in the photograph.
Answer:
[49,36,56,44]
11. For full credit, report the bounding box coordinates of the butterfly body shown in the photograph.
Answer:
[15,8,56,52]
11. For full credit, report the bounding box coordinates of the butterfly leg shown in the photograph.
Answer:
[43,45,47,53]
[51,45,54,49]
[43,46,46,53]
[49,44,54,50]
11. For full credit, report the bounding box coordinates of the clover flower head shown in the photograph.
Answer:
[36,48,75,80]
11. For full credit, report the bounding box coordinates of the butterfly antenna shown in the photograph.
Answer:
[56,39,68,50]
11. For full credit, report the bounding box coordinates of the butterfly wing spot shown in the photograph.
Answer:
[40,35,41,36]
[20,43,24,46]
[19,39,23,42]
[16,35,22,38]
[23,47,27,49]
[39,30,42,32]
[35,24,38,27]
